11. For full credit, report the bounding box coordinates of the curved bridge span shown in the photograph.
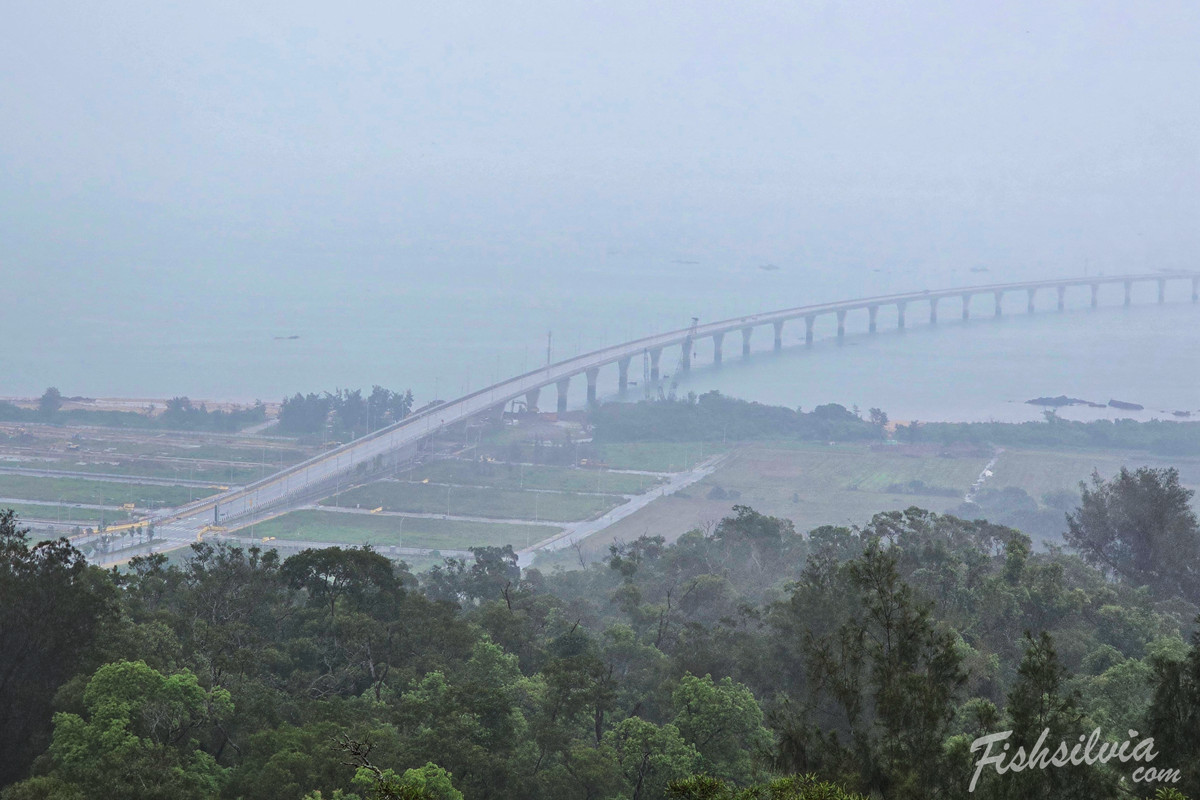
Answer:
[154,271,1200,539]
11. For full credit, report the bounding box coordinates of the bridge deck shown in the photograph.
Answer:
[150,271,1199,538]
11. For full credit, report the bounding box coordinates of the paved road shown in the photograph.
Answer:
[516,453,728,565]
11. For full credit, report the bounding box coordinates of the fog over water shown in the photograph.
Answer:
[4,2,1199,419]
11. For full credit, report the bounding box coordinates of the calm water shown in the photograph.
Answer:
[6,260,1197,423]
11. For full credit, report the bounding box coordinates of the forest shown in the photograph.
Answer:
[3,465,1200,799]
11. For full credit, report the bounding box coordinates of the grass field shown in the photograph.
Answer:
[988,448,1200,497]
[11,461,265,484]
[1,502,135,525]
[322,480,624,522]
[248,509,555,550]
[404,459,662,495]
[0,474,219,508]
[564,443,992,560]
[590,442,729,472]
[555,442,1200,565]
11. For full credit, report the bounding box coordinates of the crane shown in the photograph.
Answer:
[666,317,699,401]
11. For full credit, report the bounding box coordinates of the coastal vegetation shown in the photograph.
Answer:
[278,386,414,438]
[5,461,1200,799]
[0,390,268,432]
[898,416,1200,455]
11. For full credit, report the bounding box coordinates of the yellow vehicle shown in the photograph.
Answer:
[122,503,136,510]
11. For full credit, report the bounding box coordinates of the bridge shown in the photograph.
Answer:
[146,270,1200,548]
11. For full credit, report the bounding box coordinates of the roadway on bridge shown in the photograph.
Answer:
[131,271,1199,557]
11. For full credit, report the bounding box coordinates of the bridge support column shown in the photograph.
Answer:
[1124,280,1132,307]
[712,332,724,364]
[804,315,815,345]
[1158,278,1166,304]
[649,348,662,381]
[836,310,847,339]
[897,301,907,329]
[962,293,972,320]
[556,378,570,413]
[617,357,631,393]
[680,340,692,372]
[525,388,540,413]
[868,305,878,333]
[929,297,939,324]
[994,290,1004,317]
[1193,277,1199,303]
[741,327,752,356]
[1057,285,1066,311]
[774,320,785,351]
[1091,283,1099,308]
[585,368,599,406]
[1027,288,1036,313]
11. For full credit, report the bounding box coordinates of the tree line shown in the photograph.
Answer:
[0,389,267,432]
[279,386,414,439]
[2,466,1200,798]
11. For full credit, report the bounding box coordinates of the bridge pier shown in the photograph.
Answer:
[585,367,599,406]
[897,301,907,329]
[868,305,878,333]
[804,315,815,345]
[1158,278,1166,304]
[1124,280,1132,307]
[525,388,540,413]
[836,309,847,339]
[994,290,1004,317]
[680,340,692,372]
[556,378,570,413]
[741,327,752,356]
[1091,283,1099,308]
[929,297,939,324]
[617,357,631,393]
[1193,277,1199,303]
[712,332,724,365]
[1027,288,1036,313]
[962,293,972,320]
[774,320,785,351]
[649,348,662,381]
[1057,285,1066,311]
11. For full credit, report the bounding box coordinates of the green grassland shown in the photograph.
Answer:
[2,502,135,525]
[0,474,219,508]
[589,441,729,472]
[21,460,265,484]
[322,480,624,522]
[66,438,312,464]
[564,441,1200,564]
[248,509,555,550]
[404,459,662,495]
[988,448,1200,497]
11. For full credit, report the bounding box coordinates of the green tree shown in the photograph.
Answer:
[352,762,462,800]
[38,387,63,419]
[604,717,700,800]
[671,673,772,785]
[666,773,869,799]
[1066,467,1200,599]
[9,660,231,800]
[995,632,1112,799]
[1147,626,1200,797]
[0,510,118,785]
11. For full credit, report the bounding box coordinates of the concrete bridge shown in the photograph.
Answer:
[149,271,1200,542]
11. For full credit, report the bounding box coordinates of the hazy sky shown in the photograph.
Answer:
[3,2,1200,397]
